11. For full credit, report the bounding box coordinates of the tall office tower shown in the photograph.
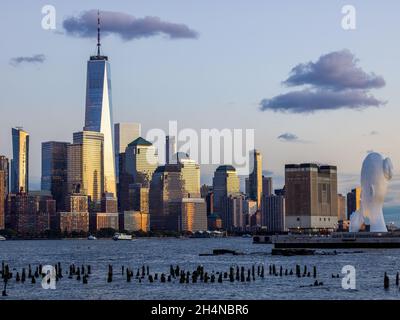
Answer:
[285,163,338,230]
[212,165,240,216]
[165,135,177,164]
[262,194,285,232]
[0,170,4,229]
[149,155,201,231]
[249,149,263,208]
[114,123,141,179]
[221,194,245,231]
[11,127,29,193]
[84,13,116,197]
[347,187,361,219]
[125,137,158,188]
[0,156,9,195]
[262,176,273,196]
[337,194,347,221]
[67,131,104,204]
[245,178,250,198]
[41,142,69,211]
[168,198,207,232]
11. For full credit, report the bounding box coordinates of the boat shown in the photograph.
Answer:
[112,233,133,241]
[87,235,97,240]
[0,235,6,241]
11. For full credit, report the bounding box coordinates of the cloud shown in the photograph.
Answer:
[10,54,46,66]
[260,89,385,113]
[277,133,299,142]
[260,50,386,114]
[284,50,385,91]
[63,10,198,40]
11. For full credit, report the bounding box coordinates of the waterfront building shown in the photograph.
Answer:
[67,131,104,204]
[122,211,150,232]
[212,165,240,216]
[90,212,119,232]
[248,149,263,209]
[168,197,207,233]
[84,14,116,197]
[11,127,29,193]
[207,213,222,230]
[5,191,55,234]
[285,163,338,230]
[59,193,89,233]
[41,141,69,211]
[262,194,285,232]
[347,187,361,219]
[0,156,9,195]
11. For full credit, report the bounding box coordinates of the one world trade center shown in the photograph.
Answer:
[84,11,116,196]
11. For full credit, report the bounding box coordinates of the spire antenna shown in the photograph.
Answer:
[97,10,101,56]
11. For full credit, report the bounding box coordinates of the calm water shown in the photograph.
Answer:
[0,238,399,300]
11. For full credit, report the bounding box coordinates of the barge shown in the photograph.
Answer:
[254,232,400,249]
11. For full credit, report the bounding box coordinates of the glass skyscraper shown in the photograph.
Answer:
[41,141,69,210]
[84,23,116,197]
[11,127,29,193]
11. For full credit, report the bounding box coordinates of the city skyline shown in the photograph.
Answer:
[1,1,400,211]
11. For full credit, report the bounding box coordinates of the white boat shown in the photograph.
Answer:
[112,233,133,241]
[87,235,97,240]
[0,236,6,241]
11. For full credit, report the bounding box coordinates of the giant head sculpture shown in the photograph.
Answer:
[349,152,393,233]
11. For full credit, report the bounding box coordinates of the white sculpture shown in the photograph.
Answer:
[349,152,393,233]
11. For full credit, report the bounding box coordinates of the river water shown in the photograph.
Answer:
[0,238,399,300]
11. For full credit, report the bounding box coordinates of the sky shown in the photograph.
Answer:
[1,0,400,209]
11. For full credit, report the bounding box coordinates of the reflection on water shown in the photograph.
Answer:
[0,238,399,300]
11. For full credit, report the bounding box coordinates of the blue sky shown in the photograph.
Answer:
[1,1,400,208]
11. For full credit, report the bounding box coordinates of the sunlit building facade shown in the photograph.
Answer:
[212,165,240,216]
[11,128,29,193]
[84,44,116,197]
[67,131,104,204]
[0,156,9,195]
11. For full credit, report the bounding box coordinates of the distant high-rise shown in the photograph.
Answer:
[262,176,273,196]
[212,165,240,215]
[125,137,158,187]
[11,127,29,193]
[221,194,245,231]
[0,170,4,229]
[165,136,177,164]
[347,187,361,219]
[338,193,346,221]
[114,123,141,179]
[84,12,116,197]
[285,163,338,230]
[262,194,285,232]
[41,142,69,211]
[67,131,104,204]
[149,155,201,231]
[0,156,9,195]
[249,150,262,208]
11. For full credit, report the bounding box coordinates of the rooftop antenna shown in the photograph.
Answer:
[97,10,101,56]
